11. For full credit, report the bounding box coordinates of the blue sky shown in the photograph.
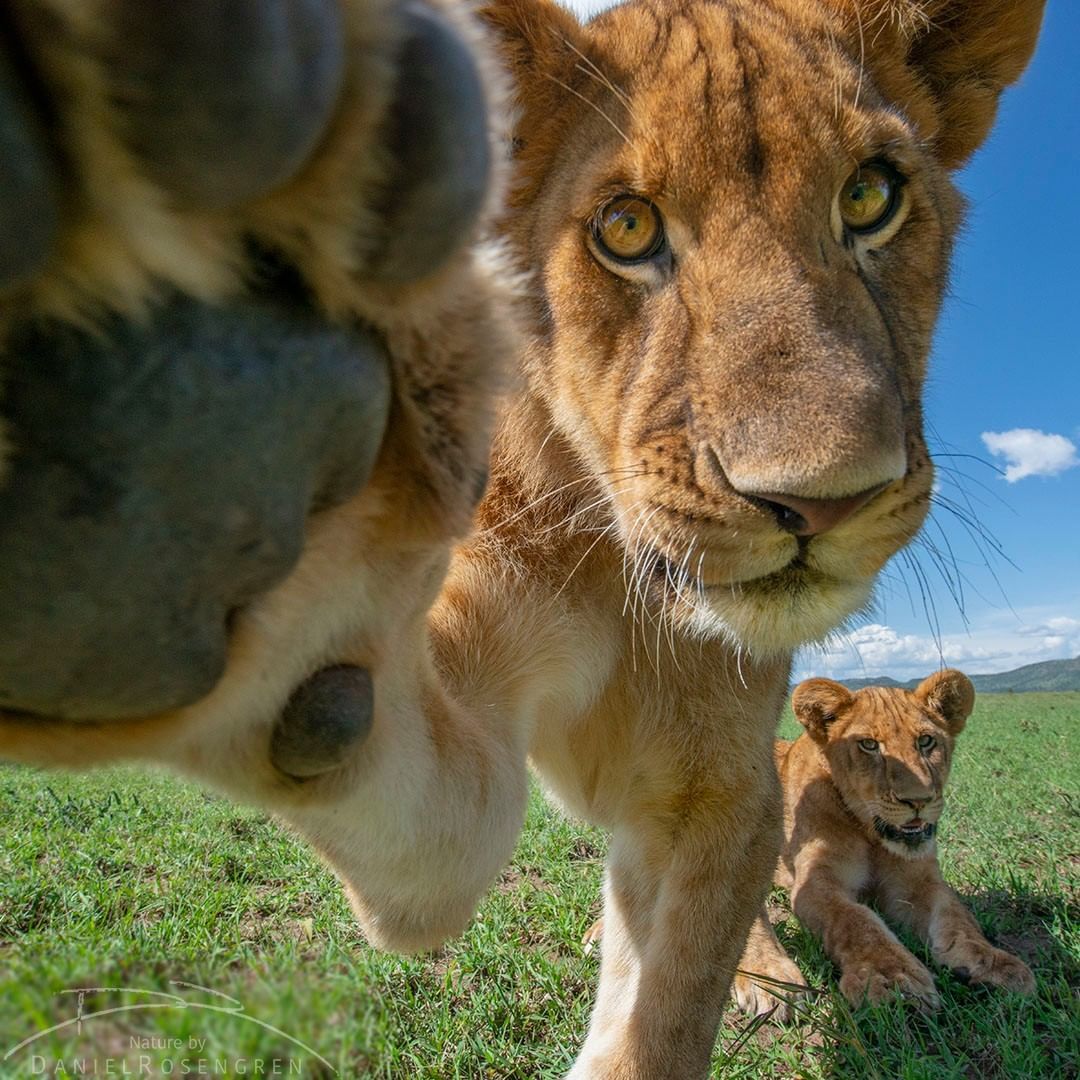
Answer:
[563,0,1079,678]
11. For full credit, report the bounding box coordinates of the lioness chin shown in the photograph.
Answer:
[1,0,1045,1077]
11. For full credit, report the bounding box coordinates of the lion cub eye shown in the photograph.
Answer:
[917,733,936,752]
[838,162,902,234]
[592,195,666,263]
[858,738,880,753]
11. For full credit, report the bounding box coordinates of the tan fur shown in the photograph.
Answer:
[0,0,1043,1076]
[736,671,1036,1016]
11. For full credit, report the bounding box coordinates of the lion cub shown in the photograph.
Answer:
[735,670,1035,1016]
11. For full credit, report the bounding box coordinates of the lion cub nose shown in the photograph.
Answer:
[745,484,888,537]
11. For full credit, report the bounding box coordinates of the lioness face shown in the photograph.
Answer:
[793,669,975,858]
[503,0,965,653]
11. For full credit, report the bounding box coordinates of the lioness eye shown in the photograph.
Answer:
[858,738,879,753]
[917,734,936,751]
[838,162,901,234]
[593,196,665,262]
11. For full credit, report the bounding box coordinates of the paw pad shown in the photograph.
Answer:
[271,664,375,778]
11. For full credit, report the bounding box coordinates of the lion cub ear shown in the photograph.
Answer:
[843,0,1046,169]
[792,679,854,743]
[914,669,975,735]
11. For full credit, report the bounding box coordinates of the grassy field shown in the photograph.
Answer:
[1,692,1076,1078]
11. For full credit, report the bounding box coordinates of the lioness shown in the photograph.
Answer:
[1,0,1045,1076]
[735,672,1036,1017]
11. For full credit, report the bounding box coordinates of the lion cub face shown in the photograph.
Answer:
[487,0,1043,654]
[793,670,975,858]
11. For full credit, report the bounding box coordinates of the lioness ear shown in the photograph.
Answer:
[914,668,975,734]
[477,0,585,136]
[841,0,1046,169]
[792,679,853,743]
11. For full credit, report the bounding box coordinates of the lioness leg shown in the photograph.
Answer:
[791,852,940,1010]
[732,907,807,1021]
[877,860,1035,994]
[584,904,808,1024]
[570,793,779,1079]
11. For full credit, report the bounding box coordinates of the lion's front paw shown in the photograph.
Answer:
[0,0,503,723]
[840,952,940,1011]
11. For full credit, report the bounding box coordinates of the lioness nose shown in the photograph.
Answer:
[742,484,888,537]
[898,795,930,811]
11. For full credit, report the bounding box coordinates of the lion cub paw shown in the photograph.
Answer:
[949,943,1036,995]
[840,953,940,1012]
[733,956,808,1023]
[581,915,604,957]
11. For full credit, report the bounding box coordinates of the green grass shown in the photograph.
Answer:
[1,693,1077,1078]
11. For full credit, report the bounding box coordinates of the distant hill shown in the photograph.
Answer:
[841,656,1080,694]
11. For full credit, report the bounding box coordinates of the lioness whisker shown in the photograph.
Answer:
[541,73,633,147]
[734,643,749,690]
[926,420,1006,478]
[926,434,1019,599]
[852,1,866,112]
[930,493,1014,565]
[916,524,966,618]
[629,545,654,672]
[631,540,658,675]
[931,528,1015,614]
[536,474,644,537]
[656,570,669,678]
[931,460,1008,509]
[553,518,622,601]
[535,422,560,459]
[662,537,701,670]
[672,537,697,609]
[898,548,945,659]
[619,502,651,672]
[561,36,636,118]
[620,504,647,617]
[628,507,667,676]
[656,546,687,674]
[480,475,597,532]
[917,527,1009,622]
[481,466,642,533]
[923,484,1019,620]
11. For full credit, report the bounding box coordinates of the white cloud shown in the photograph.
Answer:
[1017,615,1080,637]
[796,612,1080,682]
[981,428,1079,482]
